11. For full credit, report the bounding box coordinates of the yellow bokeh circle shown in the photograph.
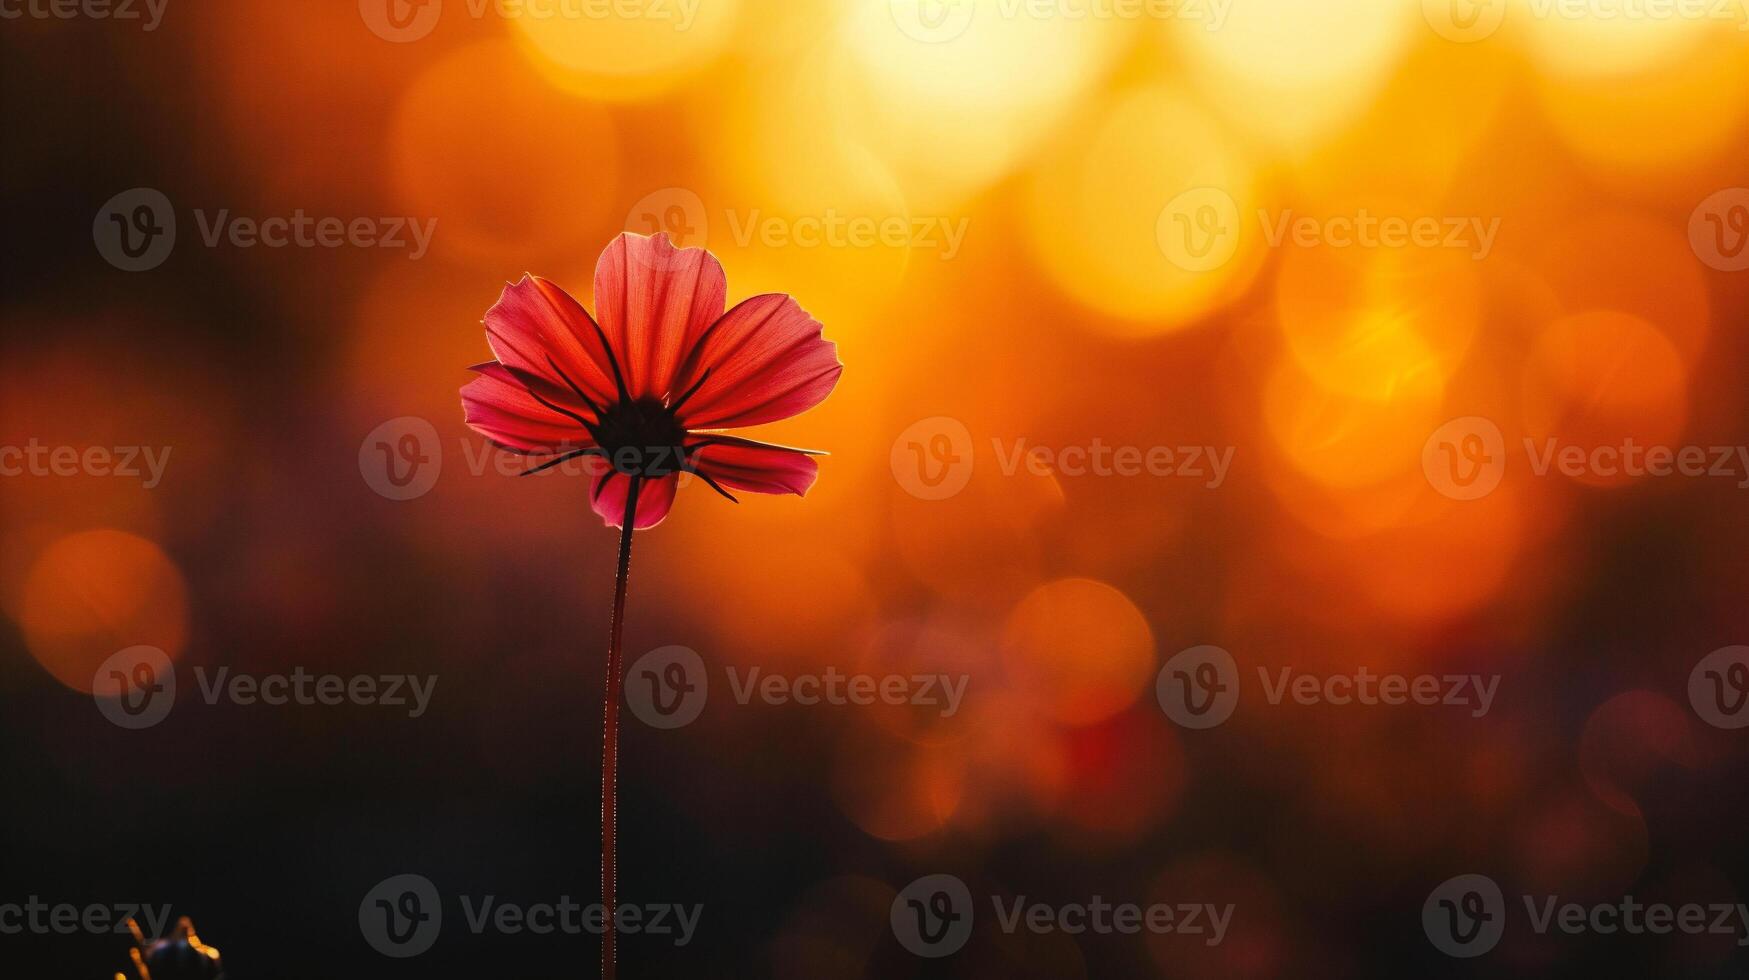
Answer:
[1025,84,1263,333]
[509,0,740,100]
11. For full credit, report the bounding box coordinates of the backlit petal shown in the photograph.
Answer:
[592,231,727,401]
[461,362,595,454]
[670,293,842,429]
[689,434,822,496]
[588,463,681,530]
[484,274,619,411]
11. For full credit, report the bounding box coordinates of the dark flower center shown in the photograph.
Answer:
[595,396,688,477]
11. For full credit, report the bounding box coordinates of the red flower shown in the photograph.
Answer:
[461,232,843,528]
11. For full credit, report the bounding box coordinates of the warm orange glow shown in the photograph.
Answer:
[1275,243,1483,400]
[1025,84,1264,332]
[1520,311,1691,487]
[831,729,963,841]
[1001,578,1156,726]
[1172,0,1415,149]
[14,529,188,693]
[8,4,1749,966]
[510,0,740,99]
[391,40,622,261]
[1263,355,1445,490]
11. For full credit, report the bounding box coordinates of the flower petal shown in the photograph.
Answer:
[461,362,595,454]
[588,463,681,530]
[484,274,619,412]
[592,232,727,401]
[670,293,842,430]
[688,435,822,496]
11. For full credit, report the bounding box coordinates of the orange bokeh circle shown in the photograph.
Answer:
[1521,311,1689,488]
[15,529,189,693]
[1001,578,1155,726]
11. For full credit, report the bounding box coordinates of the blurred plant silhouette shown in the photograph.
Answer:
[116,918,223,980]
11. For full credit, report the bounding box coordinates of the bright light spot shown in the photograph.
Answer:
[1025,84,1263,332]
[1515,0,1714,79]
[510,0,740,100]
[1263,354,1446,489]
[1275,243,1483,400]
[1172,0,1415,148]
[839,0,1126,204]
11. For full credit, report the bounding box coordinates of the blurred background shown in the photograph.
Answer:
[5,0,1749,976]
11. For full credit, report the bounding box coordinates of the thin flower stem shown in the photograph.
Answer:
[602,474,641,980]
